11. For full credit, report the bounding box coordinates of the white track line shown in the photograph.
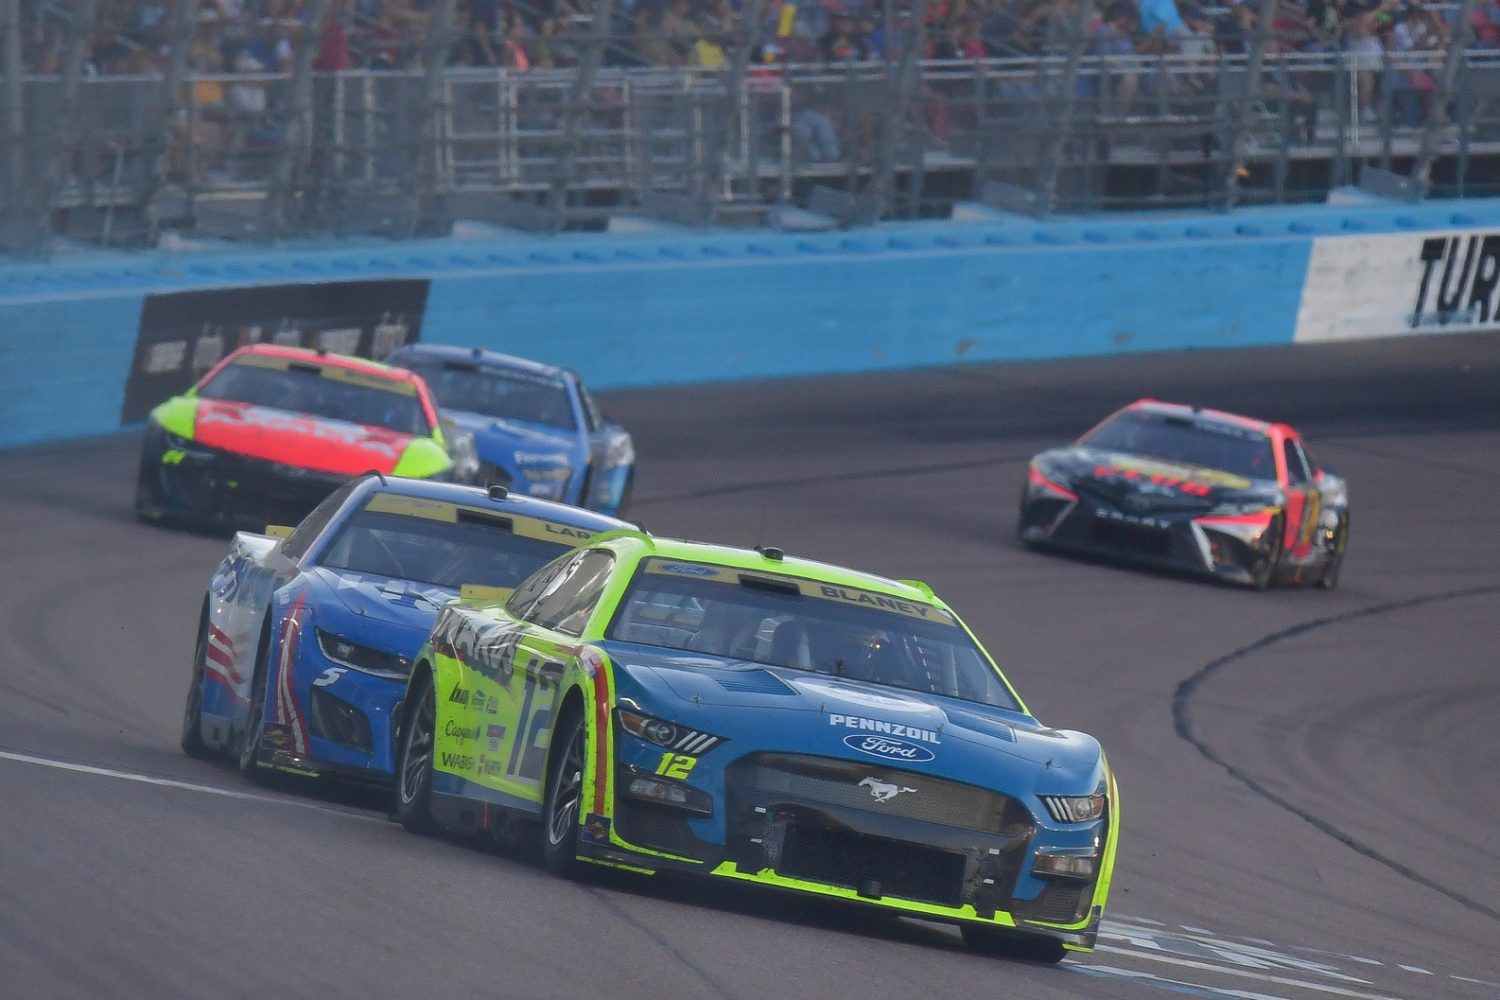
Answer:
[1093,945,1406,1000]
[0,748,383,822]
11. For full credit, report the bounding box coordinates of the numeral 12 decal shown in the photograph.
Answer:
[655,752,697,779]
[506,660,564,782]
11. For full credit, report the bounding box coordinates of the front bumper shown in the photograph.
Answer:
[137,428,355,530]
[582,749,1109,950]
[1020,492,1278,587]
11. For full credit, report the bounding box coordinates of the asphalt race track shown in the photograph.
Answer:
[2,333,1498,1000]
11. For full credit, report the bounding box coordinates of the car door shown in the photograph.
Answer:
[1279,435,1320,559]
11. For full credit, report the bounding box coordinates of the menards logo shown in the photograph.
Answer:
[1412,234,1500,328]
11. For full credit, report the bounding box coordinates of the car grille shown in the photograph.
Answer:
[1021,883,1087,923]
[778,824,968,907]
[1090,518,1172,556]
[725,753,1034,913]
[614,799,704,858]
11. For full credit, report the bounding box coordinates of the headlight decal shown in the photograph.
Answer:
[1041,792,1106,824]
[315,628,412,679]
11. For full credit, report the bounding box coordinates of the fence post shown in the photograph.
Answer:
[1411,0,1477,193]
[406,0,459,235]
[1,0,28,249]
[261,0,330,238]
[1222,0,1275,209]
[548,0,617,231]
[1038,0,1092,216]
[873,0,927,220]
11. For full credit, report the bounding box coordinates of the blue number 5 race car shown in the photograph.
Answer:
[392,534,1119,962]
[180,473,632,785]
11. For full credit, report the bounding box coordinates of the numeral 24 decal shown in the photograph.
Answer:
[505,660,564,782]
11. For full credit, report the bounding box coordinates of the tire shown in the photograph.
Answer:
[180,605,212,759]
[1316,514,1349,590]
[1250,515,1285,591]
[237,629,273,784]
[394,673,438,835]
[960,925,1068,964]
[541,707,588,877]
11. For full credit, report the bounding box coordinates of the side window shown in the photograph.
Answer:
[283,479,361,561]
[1282,440,1311,486]
[576,379,602,433]
[527,549,616,637]
[506,552,574,620]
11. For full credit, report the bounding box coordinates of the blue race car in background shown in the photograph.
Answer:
[386,344,635,516]
[180,472,632,785]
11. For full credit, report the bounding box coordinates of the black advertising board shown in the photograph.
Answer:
[121,279,431,424]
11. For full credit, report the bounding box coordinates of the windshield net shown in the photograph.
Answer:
[201,360,428,435]
[607,559,1021,711]
[1083,409,1275,480]
[403,361,576,431]
[318,496,574,589]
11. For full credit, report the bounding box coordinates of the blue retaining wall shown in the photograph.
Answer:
[4,199,1500,449]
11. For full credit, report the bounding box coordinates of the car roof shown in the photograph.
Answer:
[389,344,569,382]
[598,535,940,606]
[349,475,633,533]
[1128,398,1278,436]
[236,343,416,383]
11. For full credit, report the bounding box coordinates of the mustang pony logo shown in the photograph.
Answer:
[860,777,916,803]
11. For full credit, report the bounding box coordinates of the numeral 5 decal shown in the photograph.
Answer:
[655,752,697,779]
[313,666,348,687]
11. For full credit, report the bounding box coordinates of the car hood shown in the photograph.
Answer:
[194,398,416,475]
[308,567,454,651]
[599,643,1102,788]
[444,410,584,466]
[1038,446,1276,507]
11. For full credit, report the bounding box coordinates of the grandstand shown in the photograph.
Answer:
[3,0,1500,252]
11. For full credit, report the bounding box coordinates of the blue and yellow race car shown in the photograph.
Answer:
[392,534,1119,962]
[179,473,632,785]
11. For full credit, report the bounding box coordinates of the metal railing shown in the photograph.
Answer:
[5,1,1500,254]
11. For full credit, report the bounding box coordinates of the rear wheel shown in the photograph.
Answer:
[180,606,211,759]
[960,925,1068,964]
[541,708,587,877]
[1250,515,1285,590]
[395,673,438,835]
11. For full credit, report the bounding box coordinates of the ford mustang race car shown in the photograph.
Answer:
[137,344,475,530]
[1018,399,1349,589]
[392,535,1119,962]
[179,473,631,785]
[385,344,634,515]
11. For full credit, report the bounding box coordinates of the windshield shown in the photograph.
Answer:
[607,560,1022,711]
[402,360,576,431]
[317,498,574,589]
[1083,409,1275,480]
[201,359,429,435]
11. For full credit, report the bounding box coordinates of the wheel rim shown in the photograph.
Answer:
[400,684,435,806]
[547,722,586,847]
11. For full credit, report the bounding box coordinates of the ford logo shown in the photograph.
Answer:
[843,734,935,762]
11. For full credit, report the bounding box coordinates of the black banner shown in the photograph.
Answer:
[121,280,431,424]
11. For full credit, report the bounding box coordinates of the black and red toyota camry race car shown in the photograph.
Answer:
[1017,399,1349,589]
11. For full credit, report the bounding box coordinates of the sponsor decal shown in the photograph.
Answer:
[1411,234,1500,328]
[444,720,481,741]
[1092,463,1215,497]
[815,585,945,621]
[122,280,430,424]
[581,813,612,845]
[197,403,405,461]
[440,751,474,771]
[1094,507,1170,530]
[430,609,525,685]
[263,723,293,749]
[448,683,470,706]
[486,723,506,752]
[829,713,941,743]
[476,755,504,778]
[657,562,721,576]
[859,777,916,802]
[843,734,936,762]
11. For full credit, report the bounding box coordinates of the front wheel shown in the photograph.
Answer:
[960,925,1068,964]
[395,674,438,835]
[180,607,211,759]
[541,709,587,877]
[1250,515,1285,591]
[1316,514,1349,590]
[237,635,272,784]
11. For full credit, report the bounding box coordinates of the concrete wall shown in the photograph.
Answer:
[4,199,1500,449]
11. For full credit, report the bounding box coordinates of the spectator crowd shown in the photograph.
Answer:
[15,0,1499,79]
